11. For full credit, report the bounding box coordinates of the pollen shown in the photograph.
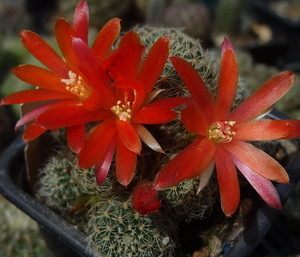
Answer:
[111,100,132,121]
[208,120,236,144]
[61,71,91,99]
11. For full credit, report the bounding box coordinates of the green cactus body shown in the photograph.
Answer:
[85,199,173,257]
[162,177,218,220]
[36,155,81,212]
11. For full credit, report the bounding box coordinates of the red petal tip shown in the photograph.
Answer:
[160,36,169,42]
[221,37,235,54]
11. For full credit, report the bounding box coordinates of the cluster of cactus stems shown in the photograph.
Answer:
[36,26,249,257]
[2,0,300,256]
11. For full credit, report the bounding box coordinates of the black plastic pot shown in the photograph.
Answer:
[0,135,94,257]
[0,110,300,257]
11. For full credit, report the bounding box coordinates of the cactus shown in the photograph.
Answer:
[35,27,251,257]
[36,139,176,256]
[85,198,174,257]
[162,176,218,220]
[135,26,249,108]
[36,154,81,212]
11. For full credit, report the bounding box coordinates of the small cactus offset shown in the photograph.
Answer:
[162,177,218,220]
[70,164,113,196]
[36,154,81,212]
[85,198,174,257]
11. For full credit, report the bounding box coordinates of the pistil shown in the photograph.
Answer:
[208,120,236,144]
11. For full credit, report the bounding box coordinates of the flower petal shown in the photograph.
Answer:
[137,36,169,94]
[55,18,79,71]
[94,136,117,185]
[15,101,59,130]
[91,18,121,60]
[234,119,295,141]
[72,37,101,72]
[73,0,89,44]
[225,141,289,183]
[116,119,141,154]
[181,107,209,136]
[78,118,117,169]
[233,156,282,209]
[154,137,215,190]
[135,124,164,153]
[116,138,137,186]
[281,119,300,139]
[81,87,102,112]
[215,146,240,216]
[72,37,114,86]
[36,105,111,128]
[169,56,215,120]
[133,97,185,124]
[113,31,145,79]
[66,124,85,154]
[20,30,69,77]
[228,71,295,123]
[77,63,115,110]
[0,89,75,105]
[12,65,70,93]
[23,122,47,142]
[213,38,238,121]
[112,78,146,112]
[197,160,215,193]
[100,49,118,70]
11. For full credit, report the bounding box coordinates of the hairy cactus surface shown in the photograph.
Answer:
[37,155,81,212]
[85,199,174,257]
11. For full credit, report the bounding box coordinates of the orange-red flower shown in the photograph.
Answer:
[0,0,121,153]
[143,38,300,216]
[72,31,185,186]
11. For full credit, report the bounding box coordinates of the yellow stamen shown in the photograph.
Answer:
[111,100,132,121]
[61,71,91,99]
[208,120,236,144]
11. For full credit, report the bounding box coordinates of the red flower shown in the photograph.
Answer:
[0,0,121,153]
[150,38,300,216]
[68,31,185,187]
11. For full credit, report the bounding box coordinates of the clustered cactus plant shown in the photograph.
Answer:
[33,24,250,256]
[2,0,300,256]
[36,146,176,257]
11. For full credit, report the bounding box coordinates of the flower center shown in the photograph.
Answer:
[61,71,91,100]
[111,100,132,121]
[208,120,236,144]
